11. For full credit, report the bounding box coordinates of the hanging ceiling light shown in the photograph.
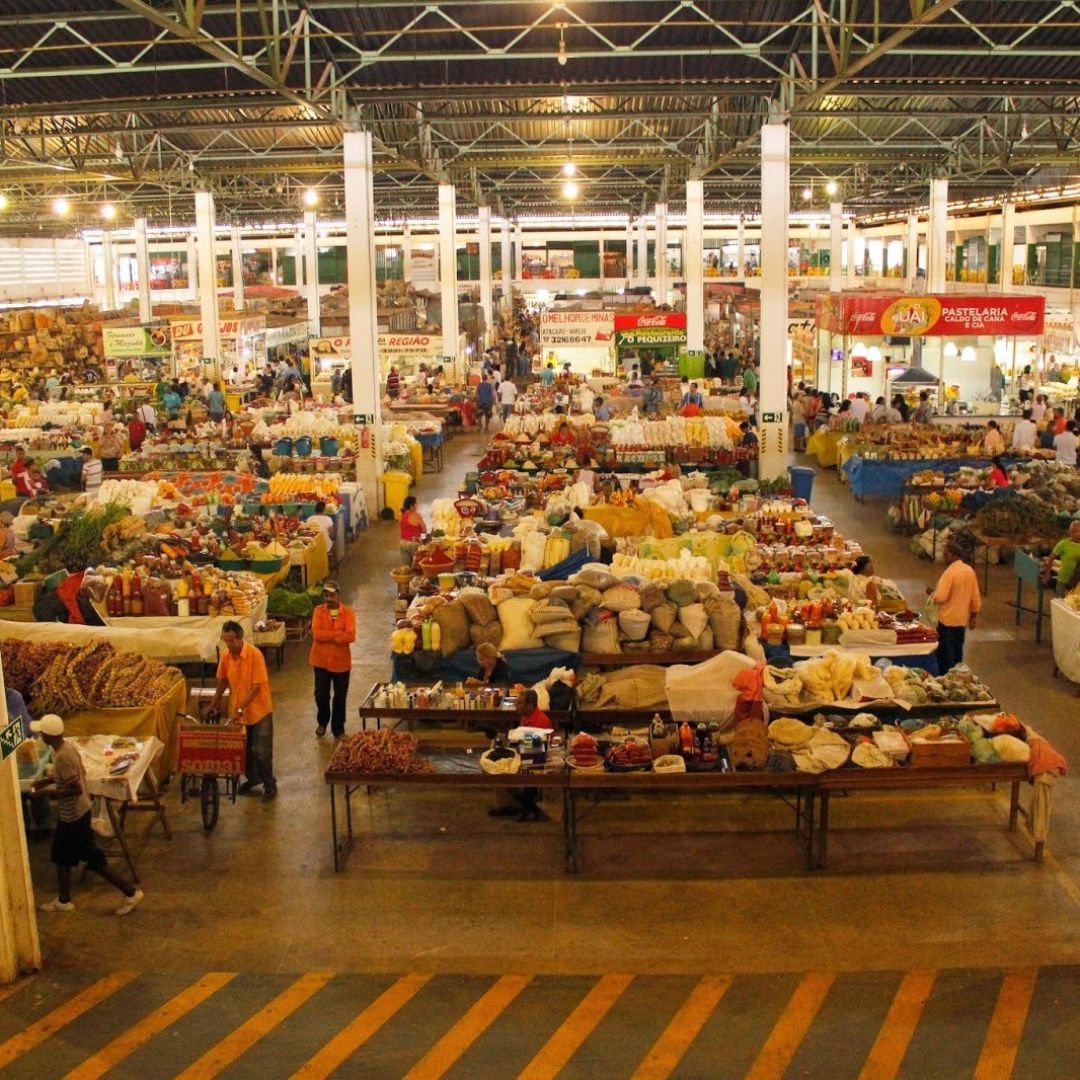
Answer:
[303,187,319,207]
[562,179,579,199]
[825,180,838,196]
[0,193,8,211]
[562,160,577,177]
[801,187,812,201]
[867,345,882,362]
[557,23,567,65]
[100,203,117,221]
[943,341,959,358]
[52,196,70,216]
[961,345,977,362]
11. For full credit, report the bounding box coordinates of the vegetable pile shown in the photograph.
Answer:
[1,639,184,716]
[327,729,434,775]
[970,493,1062,540]
[17,503,131,575]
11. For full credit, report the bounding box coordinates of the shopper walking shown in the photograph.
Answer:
[310,582,356,738]
[211,621,277,800]
[927,540,981,672]
[498,376,518,419]
[32,715,144,915]
[475,374,495,430]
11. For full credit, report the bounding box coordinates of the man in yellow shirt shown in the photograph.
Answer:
[927,540,982,672]
[211,621,277,801]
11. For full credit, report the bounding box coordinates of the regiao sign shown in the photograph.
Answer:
[309,334,444,357]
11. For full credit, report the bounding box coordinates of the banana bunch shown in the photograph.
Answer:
[837,607,877,631]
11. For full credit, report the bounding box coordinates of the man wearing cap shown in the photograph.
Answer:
[31,715,144,915]
[310,582,356,738]
[211,621,277,799]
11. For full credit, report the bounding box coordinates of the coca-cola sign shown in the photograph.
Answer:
[614,313,688,331]
[816,294,1045,336]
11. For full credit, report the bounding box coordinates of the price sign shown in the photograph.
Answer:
[762,412,784,423]
[0,719,24,761]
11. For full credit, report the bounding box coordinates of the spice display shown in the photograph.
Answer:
[327,729,434,774]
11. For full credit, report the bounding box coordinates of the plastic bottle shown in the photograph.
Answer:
[679,721,694,755]
[129,574,144,616]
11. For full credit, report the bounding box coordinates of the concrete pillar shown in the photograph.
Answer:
[186,234,198,294]
[686,179,705,352]
[655,202,668,304]
[637,216,648,287]
[293,228,305,289]
[1000,201,1015,293]
[343,128,383,519]
[230,224,245,311]
[736,216,746,276]
[846,219,857,285]
[928,177,948,293]
[194,190,221,362]
[134,216,151,323]
[303,210,320,336]
[402,224,413,285]
[0,680,41,983]
[759,123,790,479]
[478,204,493,343]
[625,218,634,280]
[513,224,523,289]
[829,202,843,293]
[500,218,512,311]
[101,231,116,311]
[271,242,278,286]
[906,213,919,286]
[438,183,459,358]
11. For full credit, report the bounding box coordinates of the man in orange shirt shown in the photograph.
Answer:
[927,540,982,673]
[309,581,356,739]
[211,621,277,800]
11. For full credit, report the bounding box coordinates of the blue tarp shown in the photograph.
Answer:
[391,646,579,684]
[842,455,1022,499]
[537,547,591,580]
[763,642,939,675]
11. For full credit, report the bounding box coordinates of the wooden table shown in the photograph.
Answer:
[815,762,1034,868]
[970,531,1058,595]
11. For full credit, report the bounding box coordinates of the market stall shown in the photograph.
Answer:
[169,313,266,386]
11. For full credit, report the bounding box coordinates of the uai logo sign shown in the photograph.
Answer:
[881,297,942,336]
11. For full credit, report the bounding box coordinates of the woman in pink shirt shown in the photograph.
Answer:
[927,540,982,672]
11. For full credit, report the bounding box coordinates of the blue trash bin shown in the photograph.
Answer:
[787,465,816,503]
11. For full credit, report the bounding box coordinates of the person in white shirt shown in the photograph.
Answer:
[498,377,517,418]
[491,365,503,387]
[1011,409,1037,451]
[136,401,157,430]
[307,500,336,554]
[849,393,870,424]
[79,447,103,492]
[1055,421,1079,466]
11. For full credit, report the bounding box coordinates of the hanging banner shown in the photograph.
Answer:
[817,294,1045,336]
[378,333,444,356]
[264,321,310,349]
[310,336,350,356]
[409,247,437,285]
[614,312,688,346]
[102,325,171,357]
[169,315,266,340]
[539,311,615,348]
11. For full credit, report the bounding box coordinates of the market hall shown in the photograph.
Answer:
[2,1,1080,1077]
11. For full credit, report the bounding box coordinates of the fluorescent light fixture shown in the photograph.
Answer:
[52,197,70,216]
[302,188,319,207]
[562,179,579,199]
[100,203,117,221]
[943,341,959,358]
[826,181,838,196]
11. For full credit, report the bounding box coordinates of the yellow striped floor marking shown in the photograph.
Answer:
[0,977,34,1006]
[0,971,137,1070]
[744,971,836,1080]
[402,974,532,1080]
[64,972,236,1080]
[175,972,334,1080]
[631,975,732,1080]
[972,968,1038,1080]
[518,974,634,1080]
[857,971,938,1080]
[290,973,432,1080]
[1043,851,1080,912]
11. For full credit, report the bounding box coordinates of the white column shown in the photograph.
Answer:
[194,190,221,362]
[0,681,41,983]
[759,123,790,480]
[736,216,746,276]
[685,179,705,352]
[513,224,523,288]
[500,218,512,311]
[186,234,198,294]
[829,202,843,293]
[438,183,459,359]
[402,224,413,285]
[478,204,493,343]
[928,177,948,293]
[846,219,857,284]
[906,213,919,287]
[343,128,383,519]
[625,218,634,279]
[655,202,668,303]
[271,242,278,286]
[1000,201,1015,293]
[101,231,116,311]
[134,217,151,322]
[636,216,648,287]
[230,224,245,311]
[304,209,320,336]
[293,228,305,288]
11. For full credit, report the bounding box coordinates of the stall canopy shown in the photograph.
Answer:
[817,294,1046,337]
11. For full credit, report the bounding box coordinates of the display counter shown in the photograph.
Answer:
[1051,598,1080,690]
[842,455,1020,500]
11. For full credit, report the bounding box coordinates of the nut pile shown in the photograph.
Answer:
[327,729,434,775]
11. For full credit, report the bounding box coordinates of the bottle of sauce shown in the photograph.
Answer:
[129,573,144,616]
[679,721,694,755]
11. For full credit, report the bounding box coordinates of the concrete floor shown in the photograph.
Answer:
[25,434,1080,980]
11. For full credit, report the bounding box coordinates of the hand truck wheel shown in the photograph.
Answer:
[200,775,220,830]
